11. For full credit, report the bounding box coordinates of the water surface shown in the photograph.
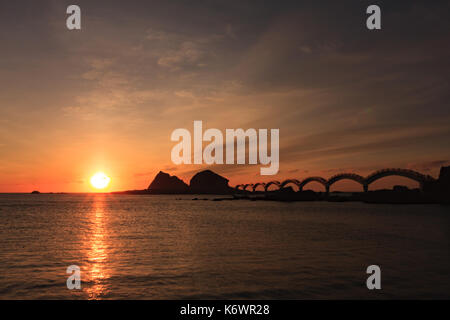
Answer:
[0,194,449,299]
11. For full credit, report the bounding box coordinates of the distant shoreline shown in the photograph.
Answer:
[1,190,448,205]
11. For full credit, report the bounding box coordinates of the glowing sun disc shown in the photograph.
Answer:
[90,172,110,189]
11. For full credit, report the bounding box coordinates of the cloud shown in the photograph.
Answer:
[144,27,228,71]
[157,41,204,70]
[407,160,450,174]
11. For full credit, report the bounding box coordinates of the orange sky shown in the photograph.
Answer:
[0,1,449,193]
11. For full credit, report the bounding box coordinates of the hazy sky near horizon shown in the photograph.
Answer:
[1,0,449,192]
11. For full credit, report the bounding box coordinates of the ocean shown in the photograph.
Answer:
[0,194,449,299]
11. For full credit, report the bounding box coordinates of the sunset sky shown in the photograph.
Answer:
[1,0,449,192]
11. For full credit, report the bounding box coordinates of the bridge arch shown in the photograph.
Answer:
[327,173,366,192]
[279,179,301,191]
[252,182,266,192]
[242,184,252,191]
[299,177,328,192]
[366,168,435,191]
[264,181,281,192]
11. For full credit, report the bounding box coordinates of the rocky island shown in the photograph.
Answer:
[189,170,232,194]
[147,171,189,194]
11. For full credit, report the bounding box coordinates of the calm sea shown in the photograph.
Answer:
[0,194,449,299]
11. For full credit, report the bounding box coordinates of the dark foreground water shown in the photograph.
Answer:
[0,194,449,299]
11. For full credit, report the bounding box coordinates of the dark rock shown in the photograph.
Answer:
[438,166,450,191]
[147,171,189,194]
[438,166,450,202]
[439,166,450,182]
[31,190,40,194]
[189,170,232,194]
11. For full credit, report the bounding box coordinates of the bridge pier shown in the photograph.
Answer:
[363,184,368,193]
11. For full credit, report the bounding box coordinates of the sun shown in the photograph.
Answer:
[90,172,111,189]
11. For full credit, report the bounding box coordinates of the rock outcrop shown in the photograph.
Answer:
[438,166,450,186]
[189,170,232,194]
[438,166,450,201]
[147,171,189,194]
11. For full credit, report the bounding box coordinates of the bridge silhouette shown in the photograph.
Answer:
[235,168,436,193]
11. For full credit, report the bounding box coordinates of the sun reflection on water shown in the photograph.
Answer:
[84,194,110,299]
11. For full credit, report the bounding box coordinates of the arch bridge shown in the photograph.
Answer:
[327,173,367,192]
[234,168,436,193]
[365,168,434,190]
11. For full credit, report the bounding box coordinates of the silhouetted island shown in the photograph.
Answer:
[114,166,450,204]
[147,171,189,194]
[189,170,233,194]
[31,190,41,194]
